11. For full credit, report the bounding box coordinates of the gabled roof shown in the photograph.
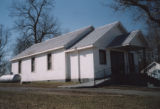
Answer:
[107,33,130,47]
[11,26,94,61]
[69,21,120,49]
[108,30,148,48]
[11,21,120,61]
[11,21,147,62]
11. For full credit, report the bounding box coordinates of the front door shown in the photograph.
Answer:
[110,51,125,82]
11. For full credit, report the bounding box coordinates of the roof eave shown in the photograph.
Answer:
[10,46,65,62]
[65,45,94,53]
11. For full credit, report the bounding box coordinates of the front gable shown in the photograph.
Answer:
[107,30,148,50]
[129,32,148,48]
[94,21,127,48]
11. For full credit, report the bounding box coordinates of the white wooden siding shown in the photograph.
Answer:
[12,49,66,82]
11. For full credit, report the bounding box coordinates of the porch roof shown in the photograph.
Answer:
[107,30,148,51]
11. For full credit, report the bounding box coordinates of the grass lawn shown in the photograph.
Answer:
[0,81,78,88]
[102,85,160,92]
[0,82,160,92]
[0,90,160,109]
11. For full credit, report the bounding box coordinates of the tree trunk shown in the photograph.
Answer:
[157,44,160,62]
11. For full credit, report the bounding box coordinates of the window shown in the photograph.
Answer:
[99,50,106,65]
[18,60,21,74]
[31,57,35,72]
[47,53,52,70]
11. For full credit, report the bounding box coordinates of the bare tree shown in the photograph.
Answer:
[10,0,61,55]
[109,0,160,27]
[146,25,160,62]
[13,34,33,55]
[0,25,9,74]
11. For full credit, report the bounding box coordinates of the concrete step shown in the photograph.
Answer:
[58,78,111,88]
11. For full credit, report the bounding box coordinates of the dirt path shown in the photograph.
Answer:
[0,86,159,97]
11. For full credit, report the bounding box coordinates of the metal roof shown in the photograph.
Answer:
[69,21,120,49]
[108,30,140,48]
[12,25,94,61]
[11,21,144,61]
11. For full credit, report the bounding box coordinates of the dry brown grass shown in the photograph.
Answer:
[0,82,159,92]
[0,81,78,88]
[102,85,160,91]
[0,90,160,109]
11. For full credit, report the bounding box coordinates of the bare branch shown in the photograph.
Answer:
[0,24,10,74]
[111,0,160,27]
[11,0,61,55]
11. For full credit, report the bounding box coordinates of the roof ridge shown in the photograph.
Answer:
[130,30,140,33]
[40,25,94,44]
[96,21,120,29]
[92,21,120,46]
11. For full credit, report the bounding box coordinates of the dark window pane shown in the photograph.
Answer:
[99,50,106,65]
[47,53,52,70]
[31,57,35,72]
[18,61,21,74]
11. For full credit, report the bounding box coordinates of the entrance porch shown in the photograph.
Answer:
[107,31,148,83]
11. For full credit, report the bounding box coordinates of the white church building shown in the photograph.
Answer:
[11,21,148,82]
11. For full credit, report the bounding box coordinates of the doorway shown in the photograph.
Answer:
[110,51,125,82]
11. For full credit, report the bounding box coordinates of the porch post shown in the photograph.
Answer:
[124,52,129,75]
[143,48,146,73]
[77,50,81,83]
